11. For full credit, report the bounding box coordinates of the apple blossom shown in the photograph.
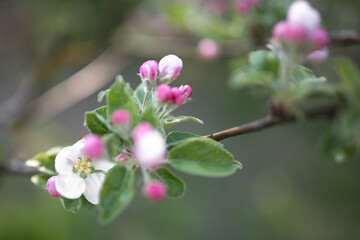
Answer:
[111,110,131,126]
[180,85,192,100]
[83,134,105,159]
[197,39,221,60]
[46,176,61,198]
[157,84,173,103]
[55,140,115,204]
[287,0,321,32]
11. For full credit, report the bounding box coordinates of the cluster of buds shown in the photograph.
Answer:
[139,54,183,87]
[156,84,192,106]
[272,1,329,62]
[236,0,260,15]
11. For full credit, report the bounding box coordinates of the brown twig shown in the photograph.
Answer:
[204,106,338,141]
[0,156,39,176]
[330,30,360,46]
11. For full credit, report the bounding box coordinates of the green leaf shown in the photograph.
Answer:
[166,131,200,145]
[97,90,109,103]
[30,174,52,189]
[228,67,275,91]
[26,147,61,174]
[103,133,123,160]
[85,106,109,136]
[107,76,140,127]
[151,167,185,198]
[163,115,204,129]
[249,50,279,73]
[141,107,165,137]
[60,198,82,213]
[292,65,326,83]
[100,166,134,224]
[134,83,153,108]
[168,138,242,177]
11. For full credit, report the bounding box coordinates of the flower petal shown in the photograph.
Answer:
[92,159,115,172]
[55,146,81,174]
[83,173,105,205]
[55,173,85,199]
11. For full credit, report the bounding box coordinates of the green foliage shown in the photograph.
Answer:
[26,147,61,174]
[163,115,203,129]
[107,76,140,127]
[85,106,109,136]
[60,198,82,213]
[141,107,166,137]
[166,131,200,145]
[30,174,52,189]
[100,166,134,224]
[151,167,185,198]
[168,138,241,177]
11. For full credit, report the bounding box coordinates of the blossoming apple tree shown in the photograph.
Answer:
[2,0,360,225]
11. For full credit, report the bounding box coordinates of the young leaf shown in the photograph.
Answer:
[26,147,61,174]
[228,67,274,90]
[141,107,166,137]
[168,138,242,177]
[100,166,134,224]
[249,50,279,74]
[60,198,82,213]
[151,167,185,198]
[102,133,123,160]
[85,106,109,136]
[166,131,200,145]
[107,76,140,127]
[163,115,204,129]
[134,83,153,107]
[30,174,52,189]
[98,90,109,103]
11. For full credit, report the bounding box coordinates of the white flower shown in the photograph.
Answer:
[287,0,321,32]
[55,140,115,204]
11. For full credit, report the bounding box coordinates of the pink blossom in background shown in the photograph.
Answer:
[197,39,221,60]
[307,48,329,62]
[83,134,105,159]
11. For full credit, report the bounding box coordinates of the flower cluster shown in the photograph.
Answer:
[271,0,329,62]
[46,54,189,204]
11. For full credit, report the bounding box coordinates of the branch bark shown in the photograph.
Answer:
[330,30,360,46]
[204,106,339,141]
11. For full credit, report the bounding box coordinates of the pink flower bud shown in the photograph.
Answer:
[180,85,192,99]
[158,54,183,82]
[111,110,131,126]
[197,39,221,60]
[116,149,135,162]
[310,27,329,49]
[171,87,184,106]
[139,60,158,82]
[287,0,321,32]
[272,21,306,44]
[133,126,167,169]
[132,122,154,142]
[236,0,251,15]
[143,181,167,202]
[307,48,328,62]
[157,84,172,103]
[83,134,104,159]
[46,176,61,198]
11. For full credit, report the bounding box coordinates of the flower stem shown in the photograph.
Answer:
[142,88,150,113]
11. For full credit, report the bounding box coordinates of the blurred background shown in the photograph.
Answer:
[1,0,360,239]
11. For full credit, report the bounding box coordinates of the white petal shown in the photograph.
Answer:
[92,159,115,172]
[83,173,105,205]
[55,146,81,174]
[55,173,85,199]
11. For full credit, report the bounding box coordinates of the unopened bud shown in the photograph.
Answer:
[111,110,131,126]
[143,180,167,202]
[158,54,183,82]
[83,134,104,159]
[157,84,172,103]
[46,176,61,198]
[139,60,158,82]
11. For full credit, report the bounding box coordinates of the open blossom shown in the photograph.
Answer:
[158,54,183,82]
[55,139,115,204]
[133,122,167,169]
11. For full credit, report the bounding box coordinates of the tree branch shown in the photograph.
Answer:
[204,106,339,141]
[330,30,360,46]
[0,156,39,176]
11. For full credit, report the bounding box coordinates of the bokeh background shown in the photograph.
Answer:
[1,0,360,239]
